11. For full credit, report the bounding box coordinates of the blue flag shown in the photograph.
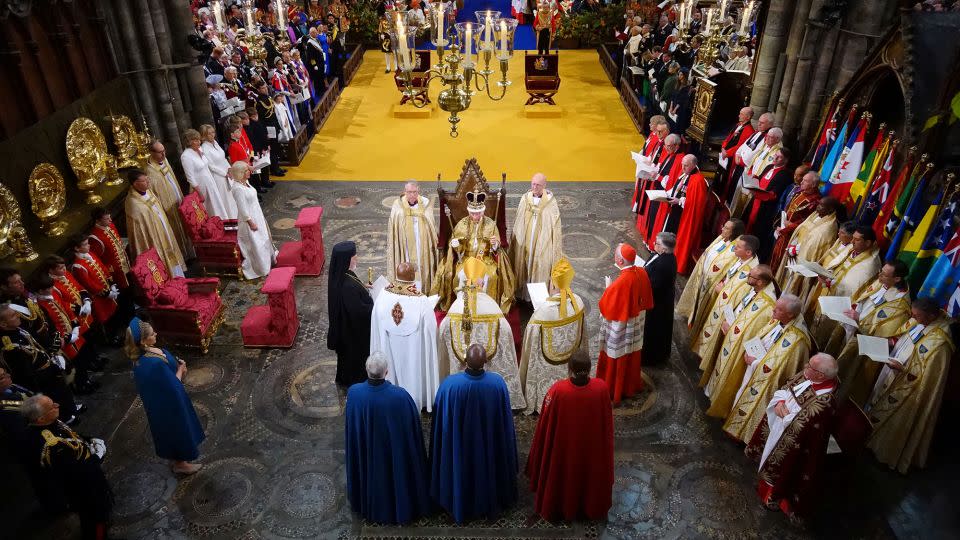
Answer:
[918,230,960,305]
[818,121,848,192]
[884,176,929,261]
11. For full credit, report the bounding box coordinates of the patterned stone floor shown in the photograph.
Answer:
[8,180,957,539]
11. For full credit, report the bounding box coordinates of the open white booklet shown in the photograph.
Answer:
[787,259,834,279]
[645,189,672,202]
[818,296,857,326]
[527,282,550,311]
[857,335,892,363]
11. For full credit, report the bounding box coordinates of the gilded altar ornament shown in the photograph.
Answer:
[27,163,68,237]
[137,115,153,166]
[0,182,39,262]
[108,114,143,171]
[66,117,110,204]
[104,155,122,186]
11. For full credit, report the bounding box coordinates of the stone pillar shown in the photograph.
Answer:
[773,0,816,126]
[749,0,791,116]
[833,0,897,89]
[798,25,842,145]
[162,0,213,129]
[111,0,162,139]
[3,18,54,119]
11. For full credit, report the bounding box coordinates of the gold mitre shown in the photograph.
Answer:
[462,256,487,287]
[466,189,487,213]
[551,258,580,317]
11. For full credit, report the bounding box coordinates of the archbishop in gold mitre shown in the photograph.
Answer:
[432,189,516,313]
[518,258,586,415]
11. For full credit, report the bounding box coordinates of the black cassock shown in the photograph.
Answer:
[641,252,677,366]
[327,242,374,386]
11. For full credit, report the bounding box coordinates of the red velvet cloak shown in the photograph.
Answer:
[526,378,614,521]
[673,172,709,274]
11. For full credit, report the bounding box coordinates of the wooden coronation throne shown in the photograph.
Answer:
[395,50,433,106]
[524,52,561,105]
[435,158,520,350]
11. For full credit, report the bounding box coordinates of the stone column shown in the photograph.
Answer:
[162,0,213,129]
[773,0,816,126]
[110,0,163,140]
[749,0,791,116]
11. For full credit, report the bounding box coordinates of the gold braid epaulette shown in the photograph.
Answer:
[39,427,87,467]
[2,335,15,351]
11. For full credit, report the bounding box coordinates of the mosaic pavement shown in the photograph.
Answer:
[8,181,956,539]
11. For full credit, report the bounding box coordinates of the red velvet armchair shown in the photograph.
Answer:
[177,191,243,278]
[276,206,325,276]
[130,248,226,353]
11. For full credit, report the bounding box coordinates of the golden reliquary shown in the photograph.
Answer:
[109,114,147,170]
[66,117,110,204]
[0,182,39,262]
[27,163,68,237]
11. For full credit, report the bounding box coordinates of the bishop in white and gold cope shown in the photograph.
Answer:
[432,190,516,313]
[437,257,526,410]
[124,169,186,277]
[387,181,438,295]
[518,258,586,415]
[509,173,564,302]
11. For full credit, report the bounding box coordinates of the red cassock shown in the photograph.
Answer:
[744,165,785,230]
[72,254,118,325]
[88,223,130,289]
[630,135,663,215]
[37,295,85,360]
[673,172,709,275]
[648,166,689,244]
[52,273,91,334]
[526,378,614,521]
[637,152,682,242]
[597,265,655,404]
[717,122,756,196]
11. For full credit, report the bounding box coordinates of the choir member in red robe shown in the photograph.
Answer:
[68,235,118,326]
[631,119,669,215]
[742,148,793,261]
[526,351,614,521]
[716,107,756,199]
[88,208,130,289]
[744,354,839,522]
[33,275,101,394]
[597,243,655,404]
[638,134,682,243]
[40,255,92,336]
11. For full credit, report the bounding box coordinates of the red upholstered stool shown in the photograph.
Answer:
[276,206,325,276]
[241,266,300,348]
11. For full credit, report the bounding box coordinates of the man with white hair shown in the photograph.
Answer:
[344,352,431,524]
[651,154,710,273]
[728,111,774,206]
[509,173,563,302]
[732,126,784,216]
[638,133,683,242]
[744,353,839,521]
[717,106,756,199]
[722,293,812,443]
[387,181,438,293]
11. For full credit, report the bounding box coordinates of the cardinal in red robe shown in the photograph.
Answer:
[597,243,655,404]
[744,355,839,521]
[526,352,614,521]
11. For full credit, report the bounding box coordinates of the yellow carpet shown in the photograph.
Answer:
[284,50,643,182]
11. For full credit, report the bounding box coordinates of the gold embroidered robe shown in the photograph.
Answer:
[676,234,740,339]
[145,160,195,259]
[866,318,954,473]
[432,215,516,313]
[518,293,586,414]
[722,318,811,441]
[776,212,839,292]
[387,195,438,294]
[806,247,881,350]
[692,256,759,367]
[508,191,563,300]
[124,188,186,276]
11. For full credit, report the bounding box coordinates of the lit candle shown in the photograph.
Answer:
[276,0,285,28]
[499,20,507,58]
[740,0,754,35]
[437,2,445,48]
[466,23,473,61]
[245,6,255,34]
[485,14,492,50]
[705,9,713,34]
[213,1,225,31]
[398,25,411,70]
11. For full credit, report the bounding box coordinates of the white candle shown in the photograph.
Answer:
[246,7,255,34]
[720,0,729,20]
[398,26,411,70]
[705,9,713,34]
[740,0,754,35]
[213,1,225,32]
[438,2,445,48]
[499,20,507,58]
[485,14,492,50]
[466,23,472,60]
[276,0,285,28]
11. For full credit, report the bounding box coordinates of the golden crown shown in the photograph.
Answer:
[466,190,487,212]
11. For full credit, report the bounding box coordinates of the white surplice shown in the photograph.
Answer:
[181,147,238,219]
[232,182,276,279]
[370,288,440,412]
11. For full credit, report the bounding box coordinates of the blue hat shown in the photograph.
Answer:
[129,317,143,344]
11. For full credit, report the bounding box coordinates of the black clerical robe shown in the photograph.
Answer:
[641,252,677,365]
[329,270,373,386]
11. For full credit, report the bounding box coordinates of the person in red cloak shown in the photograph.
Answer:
[744,353,839,523]
[668,155,710,274]
[638,134,682,241]
[68,235,118,326]
[88,208,130,289]
[526,351,614,521]
[631,118,668,216]
[716,107,757,199]
[597,243,655,404]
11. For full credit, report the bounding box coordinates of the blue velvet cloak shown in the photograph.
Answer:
[345,380,431,524]
[430,371,518,523]
[133,350,205,461]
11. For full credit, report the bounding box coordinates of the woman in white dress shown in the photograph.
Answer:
[180,129,238,220]
[272,94,295,143]
[229,161,276,279]
[199,124,237,216]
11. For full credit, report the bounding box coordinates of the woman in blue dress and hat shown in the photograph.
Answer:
[126,317,206,475]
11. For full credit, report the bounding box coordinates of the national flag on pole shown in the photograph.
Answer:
[884,169,931,261]
[846,130,887,213]
[818,122,849,193]
[824,116,868,202]
[810,100,841,169]
[906,192,959,290]
[873,155,920,248]
[858,141,899,225]
[918,230,960,308]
